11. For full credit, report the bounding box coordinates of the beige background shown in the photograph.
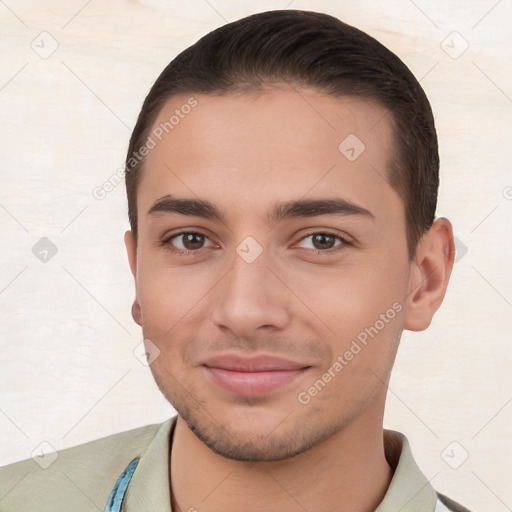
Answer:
[1,1,511,510]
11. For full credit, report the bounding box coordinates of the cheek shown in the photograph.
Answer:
[291,255,408,391]
[298,260,406,334]
[135,256,215,334]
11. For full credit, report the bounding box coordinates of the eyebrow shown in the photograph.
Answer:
[147,194,374,224]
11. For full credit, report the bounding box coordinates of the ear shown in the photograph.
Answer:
[124,230,142,326]
[124,230,137,277]
[403,217,455,331]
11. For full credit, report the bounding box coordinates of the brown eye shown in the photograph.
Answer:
[296,232,347,252]
[181,233,205,250]
[163,231,216,254]
[311,233,337,250]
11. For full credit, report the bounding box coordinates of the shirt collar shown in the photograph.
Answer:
[123,417,175,511]
[376,429,438,511]
[122,418,438,512]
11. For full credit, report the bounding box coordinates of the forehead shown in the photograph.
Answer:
[138,86,401,224]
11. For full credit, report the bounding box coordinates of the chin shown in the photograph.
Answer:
[191,423,312,462]
[178,400,339,462]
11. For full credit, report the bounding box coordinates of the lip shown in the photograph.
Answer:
[202,353,310,397]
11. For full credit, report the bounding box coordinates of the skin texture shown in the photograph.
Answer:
[124,85,455,512]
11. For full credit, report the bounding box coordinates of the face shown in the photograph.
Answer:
[126,85,415,461]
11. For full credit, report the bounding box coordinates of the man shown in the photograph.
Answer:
[0,9,471,512]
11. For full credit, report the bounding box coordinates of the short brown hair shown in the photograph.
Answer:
[125,9,439,259]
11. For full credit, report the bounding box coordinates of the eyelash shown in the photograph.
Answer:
[161,230,351,256]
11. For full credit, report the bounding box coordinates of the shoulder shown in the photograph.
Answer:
[0,420,171,512]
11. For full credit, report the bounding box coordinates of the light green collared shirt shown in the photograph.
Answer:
[0,416,470,511]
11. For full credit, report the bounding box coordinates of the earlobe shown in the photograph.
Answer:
[132,300,143,326]
[403,218,455,332]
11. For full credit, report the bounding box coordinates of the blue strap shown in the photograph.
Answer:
[104,457,140,512]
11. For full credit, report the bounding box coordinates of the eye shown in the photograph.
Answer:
[162,231,216,254]
[296,232,349,252]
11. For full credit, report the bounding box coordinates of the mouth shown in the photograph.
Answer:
[202,353,311,397]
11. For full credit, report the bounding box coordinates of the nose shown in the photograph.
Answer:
[210,246,291,338]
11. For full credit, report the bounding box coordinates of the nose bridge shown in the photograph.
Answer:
[211,242,290,335]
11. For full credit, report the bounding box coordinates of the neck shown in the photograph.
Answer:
[169,409,393,512]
